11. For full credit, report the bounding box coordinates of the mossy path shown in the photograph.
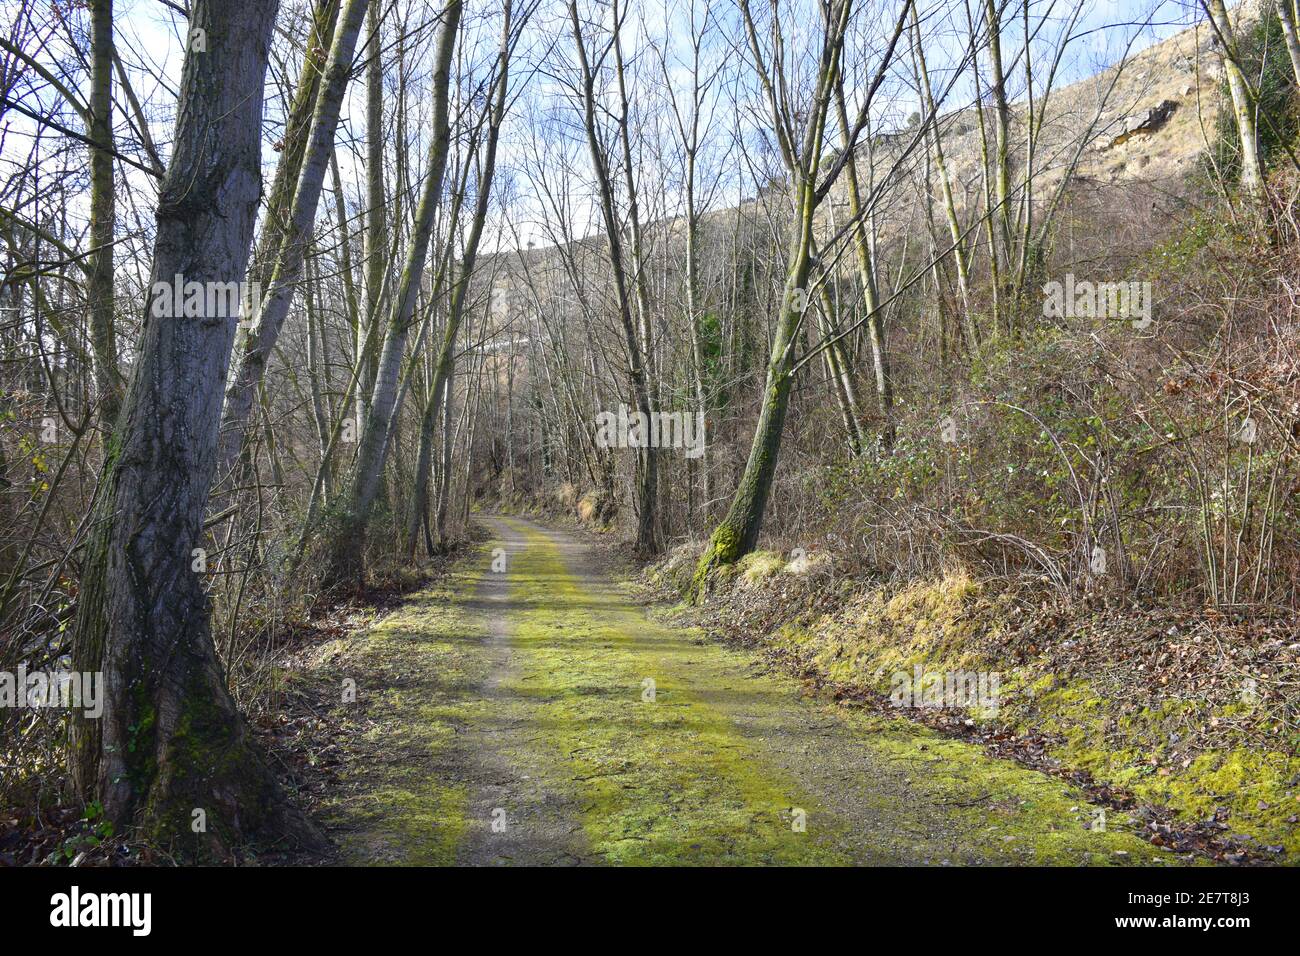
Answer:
[320,516,1184,866]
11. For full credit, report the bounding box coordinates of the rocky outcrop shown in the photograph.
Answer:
[1106,99,1180,149]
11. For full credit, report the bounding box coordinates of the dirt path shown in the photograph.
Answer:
[452,519,588,865]
[321,516,1182,866]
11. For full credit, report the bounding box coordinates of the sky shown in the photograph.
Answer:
[1,0,1212,262]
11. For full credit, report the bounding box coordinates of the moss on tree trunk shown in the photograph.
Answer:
[69,0,324,860]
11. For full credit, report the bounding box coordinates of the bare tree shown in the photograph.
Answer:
[216,0,369,479]
[69,0,322,855]
[409,0,521,557]
[1203,0,1264,202]
[86,0,122,430]
[568,0,661,554]
[692,0,911,590]
[322,0,463,589]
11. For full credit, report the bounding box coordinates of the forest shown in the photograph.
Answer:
[1,0,1298,886]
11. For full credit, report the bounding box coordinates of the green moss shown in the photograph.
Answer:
[317,562,488,865]
[138,666,287,858]
[333,779,467,866]
[759,571,1299,861]
[737,550,785,585]
[711,523,742,562]
[689,523,744,602]
[311,523,1192,866]
[496,519,1166,865]
[647,545,700,595]
[125,688,156,768]
[503,520,843,864]
[846,712,1173,864]
[771,572,993,696]
[1008,676,1300,858]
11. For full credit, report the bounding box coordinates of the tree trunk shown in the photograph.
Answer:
[321,0,462,590]
[833,84,893,443]
[243,0,340,314]
[359,0,387,443]
[69,0,321,858]
[305,250,334,503]
[407,363,443,560]
[330,146,363,355]
[984,0,1013,263]
[406,4,512,558]
[435,368,455,546]
[87,0,123,431]
[1208,0,1265,202]
[568,0,660,555]
[692,0,864,593]
[813,277,866,456]
[1279,0,1300,89]
[692,210,817,595]
[911,3,978,353]
[611,0,662,549]
[216,0,369,476]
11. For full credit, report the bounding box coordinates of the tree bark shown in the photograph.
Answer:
[359,0,387,443]
[435,368,455,546]
[216,0,369,477]
[69,0,321,857]
[688,0,911,590]
[321,0,462,590]
[569,0,660,555]
[812,270,866,456]
[832,84,892,446]
[691,198,819,594]
[1207,0,1265,203]
[984,0,1013,262]
[911,3,977,353]
[1279,0,1300,89]
[87,0,123,431]
[406,2,513,560]
[244,0,341,314]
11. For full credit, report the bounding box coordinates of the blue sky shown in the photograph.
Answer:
[1,0,1216,255]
